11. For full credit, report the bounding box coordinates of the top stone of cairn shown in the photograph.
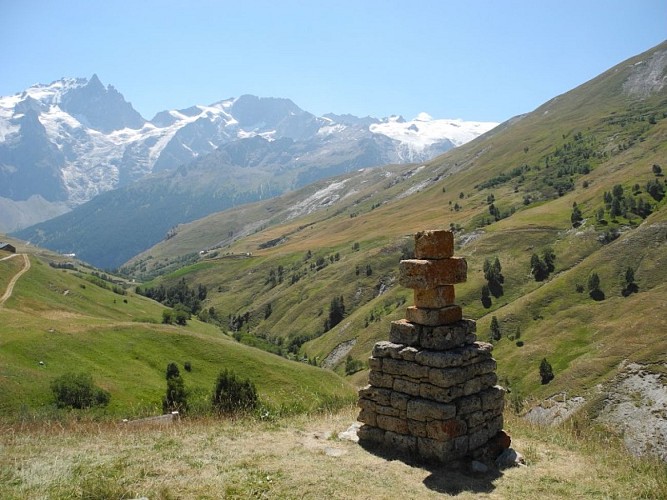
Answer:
[414,230,454,259]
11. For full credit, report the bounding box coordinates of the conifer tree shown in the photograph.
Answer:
[571,202,583,226]
[489,316,501,341]
[540,358,554,384]
[163,363,187,413]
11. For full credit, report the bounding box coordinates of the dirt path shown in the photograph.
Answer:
[0,254,30,306]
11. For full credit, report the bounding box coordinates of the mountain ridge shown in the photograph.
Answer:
[0,76,497,233]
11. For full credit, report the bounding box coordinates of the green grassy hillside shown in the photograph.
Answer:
[118,42,667,429]
[0,250,355,418]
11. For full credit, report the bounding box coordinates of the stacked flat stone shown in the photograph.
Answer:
[357,230,506,462]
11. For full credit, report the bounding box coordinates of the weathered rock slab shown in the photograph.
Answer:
[414,230,454,259]
[414,285,455,308]
[406,305,462,326]
[399,257,467,289]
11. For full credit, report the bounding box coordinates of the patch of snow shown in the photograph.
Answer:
[370,114,498,152]
[259,130,276,141]
[237,129,257,139]
[316,124,347,137]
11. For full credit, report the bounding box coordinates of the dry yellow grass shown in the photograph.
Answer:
[1,407,665,499]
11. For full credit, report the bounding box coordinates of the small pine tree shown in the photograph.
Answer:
[595,207,605,223]
[622,267,638,297]
[480,284,492,308]
[587,272,601,293]
[483,258,492,281]
[543,248,556,273]
[588,272,605,300]
[326,296,345,330]
[612,184,624,199]
[163,363,187,413]
[530,253,548,281]
[489,316,501,341]
[492,257,502,281]
[539,358,554,384]
[571,202,583,227]
[624,267,635,287]
[610,198,622,219]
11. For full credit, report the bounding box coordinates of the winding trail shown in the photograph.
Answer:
[0,254,30,306]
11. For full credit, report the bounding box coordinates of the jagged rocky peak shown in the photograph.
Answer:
[14,95,48,115]
[150,105,206,127]
[228,94,322,140]
[322,113,380,127]
[58,74,146,132]
[230,95,305,126]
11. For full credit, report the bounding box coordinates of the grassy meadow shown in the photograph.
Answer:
[0,253,356,418]
[1,407,665,499]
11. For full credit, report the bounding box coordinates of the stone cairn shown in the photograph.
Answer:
[357,230,507,463]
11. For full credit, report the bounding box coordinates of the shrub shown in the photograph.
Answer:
[50,372,110,409]
[162,309,173,324]
[173,307,190,326]
[163,363,187,413]
[212,369,259,414]
[345,355,364,375]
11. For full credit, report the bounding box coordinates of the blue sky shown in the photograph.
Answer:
[1,0,665,123]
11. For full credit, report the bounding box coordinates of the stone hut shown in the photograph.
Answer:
[357,230,507,463]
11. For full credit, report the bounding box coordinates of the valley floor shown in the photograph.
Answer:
[1,407,665,499]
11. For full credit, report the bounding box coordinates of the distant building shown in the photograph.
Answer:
[0,242,17,254]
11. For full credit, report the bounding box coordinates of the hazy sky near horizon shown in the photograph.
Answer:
[1,0,665,123]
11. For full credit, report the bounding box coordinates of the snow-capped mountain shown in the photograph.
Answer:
[0,76,497,232]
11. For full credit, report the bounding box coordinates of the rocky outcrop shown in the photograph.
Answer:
[357,230,509,462]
